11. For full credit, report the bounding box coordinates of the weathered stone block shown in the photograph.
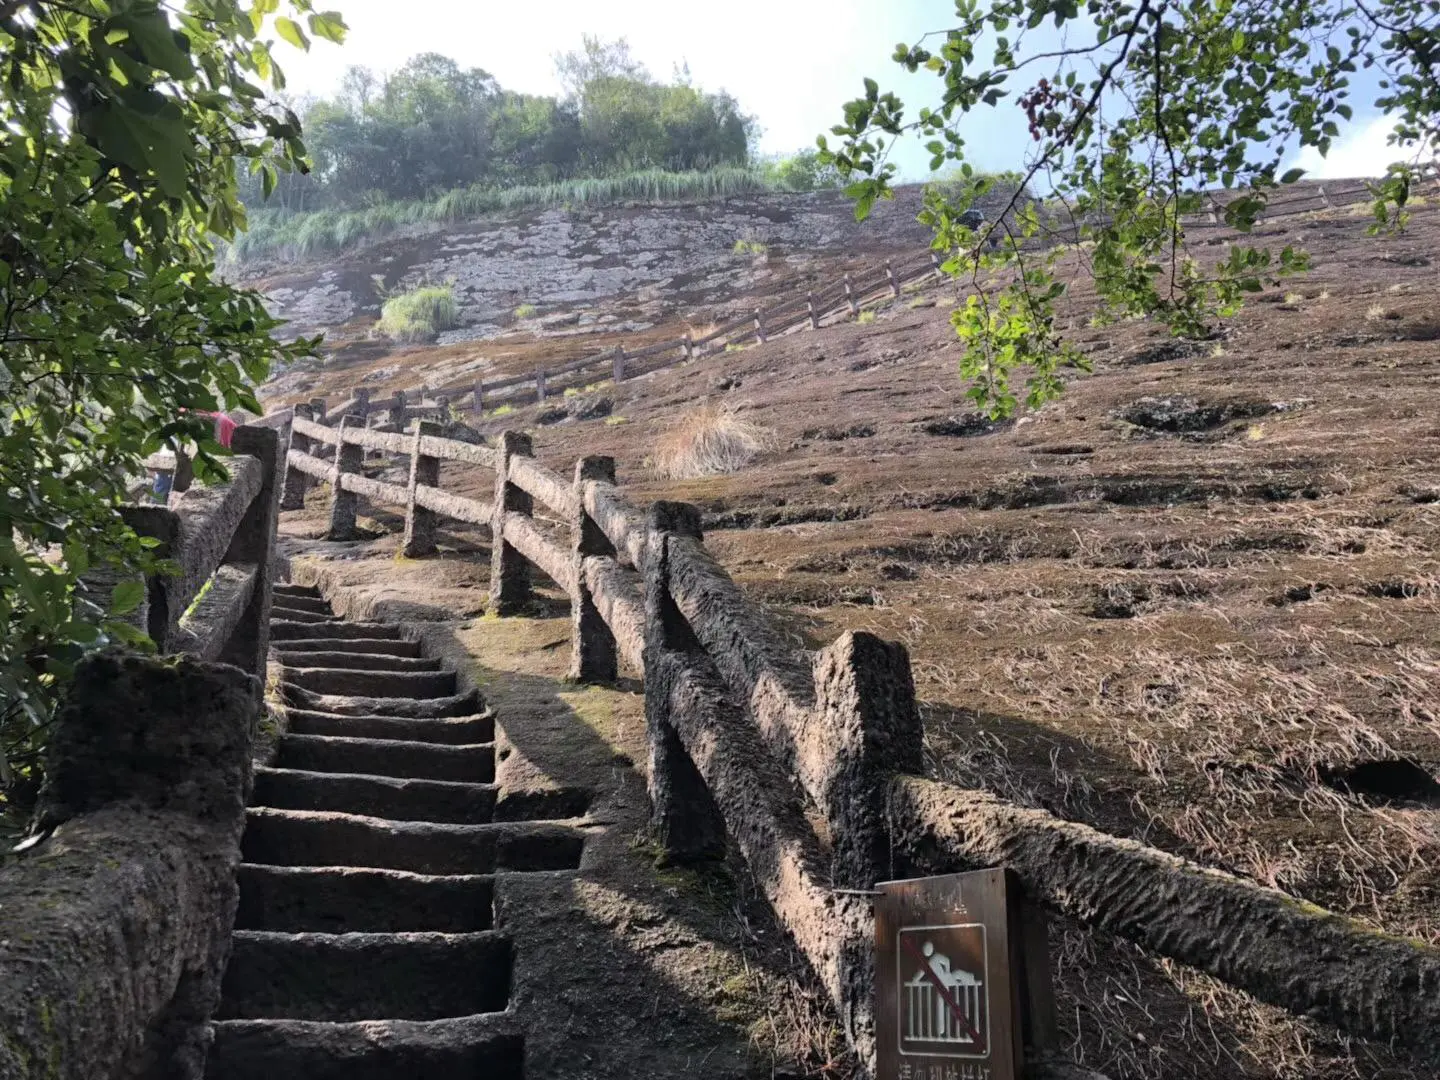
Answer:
[0,651,259,1080]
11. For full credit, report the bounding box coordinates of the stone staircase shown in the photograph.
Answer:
[206,583,585,1080]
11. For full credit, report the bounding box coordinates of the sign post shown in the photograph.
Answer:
[875,869,1055,1080]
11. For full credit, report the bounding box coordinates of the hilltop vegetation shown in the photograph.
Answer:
[230,38,843,263]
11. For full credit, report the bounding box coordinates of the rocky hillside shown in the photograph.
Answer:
[243,186,948,346]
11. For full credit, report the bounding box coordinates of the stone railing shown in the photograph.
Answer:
[123,425,283,677]
[0,425,282,1078]
[279,417,1440,1075]
[302,180,1386,426]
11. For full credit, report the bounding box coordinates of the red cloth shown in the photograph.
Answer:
[188,409,236,448]
[212,412,236,449]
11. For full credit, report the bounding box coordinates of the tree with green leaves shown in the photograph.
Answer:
[0,0,344,817]
[821,0,1439,417]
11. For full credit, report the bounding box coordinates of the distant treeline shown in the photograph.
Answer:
[239,37,838,214]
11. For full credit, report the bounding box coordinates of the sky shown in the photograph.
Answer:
[276,0,1413,184]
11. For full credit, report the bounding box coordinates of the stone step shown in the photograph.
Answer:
[236,865,494,934]
[282,667,457,700]
[218,930,512,1022]
[272,594,334,616]
[269,608,344,625]
[274,637,422,659]
[254,767,497,823]
[274,583,322,599]
[274,734,494,783]
[242,808,587,876]
[282,685,482,719]
[286,708,495,746]
[207,1013,523,1080]
[271,621,404,642]
[276,651,443,674]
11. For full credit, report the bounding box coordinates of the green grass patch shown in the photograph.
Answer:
[603,415,629,426]
[856,310,877,325]
[488,403,516,418]
[514,303,537,319]
[378,283,459,343]
[732,238,768,255]
[225,167,783,264]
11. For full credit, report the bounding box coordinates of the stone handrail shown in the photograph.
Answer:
[296,181,1382,428]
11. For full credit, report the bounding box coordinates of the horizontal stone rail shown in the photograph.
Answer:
[286,446,332,479]
[508,455,578,520]
[501,512,573,593]
[291,415,339,444]
[626,336,687,361]
[582,556,645,668]
[339,470,410,506]
[888,774,1440,1067]
[169,562,259,661]
[413,483,493,526]
[0,650,261,1080]
[582,480,648,570]
[165,454,263,614]
[340,424,410,454]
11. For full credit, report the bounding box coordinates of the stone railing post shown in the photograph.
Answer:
[403,419,442,558]
[642,501,727,864]
[488,431,534,615]
[535,369,548,404]
[753,307,767,344]
[326,415,363,540]
[570,455,618,684]
[280,402,314,511]
[354,387,371,420]
[115,505,181,650]
[309,396,327,425]
[613,346,626,384]
[388,389,408,428]
[887,261,901,298]
[471,382,484,423]
[813,631,924,889]
[683,335,694,361]
[843,273,858,315]
[218,426,280,678]
[436,393,451,421]
[807,292,820,330]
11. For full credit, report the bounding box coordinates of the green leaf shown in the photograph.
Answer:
[113,9,196,78]
[62,541,89,575]
[79,92,193,198]
[111,579,146,616]
[274,16,310,51]
[106,621,155,648]
[307,11,347,43]
[1279,167,1305,184]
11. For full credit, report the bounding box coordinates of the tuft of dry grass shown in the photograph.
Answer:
[653,401,776,479]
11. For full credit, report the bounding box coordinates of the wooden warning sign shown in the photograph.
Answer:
[875,869,1054,1080]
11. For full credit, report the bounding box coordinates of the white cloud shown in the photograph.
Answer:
[1287,114,1435,180]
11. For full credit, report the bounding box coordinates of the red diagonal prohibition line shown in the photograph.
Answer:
[899,932,985,1047]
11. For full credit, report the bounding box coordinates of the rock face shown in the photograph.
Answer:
[0,650,260,1080]
[246,186,956,341]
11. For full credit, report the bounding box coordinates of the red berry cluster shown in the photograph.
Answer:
[1018,78,1081,142]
